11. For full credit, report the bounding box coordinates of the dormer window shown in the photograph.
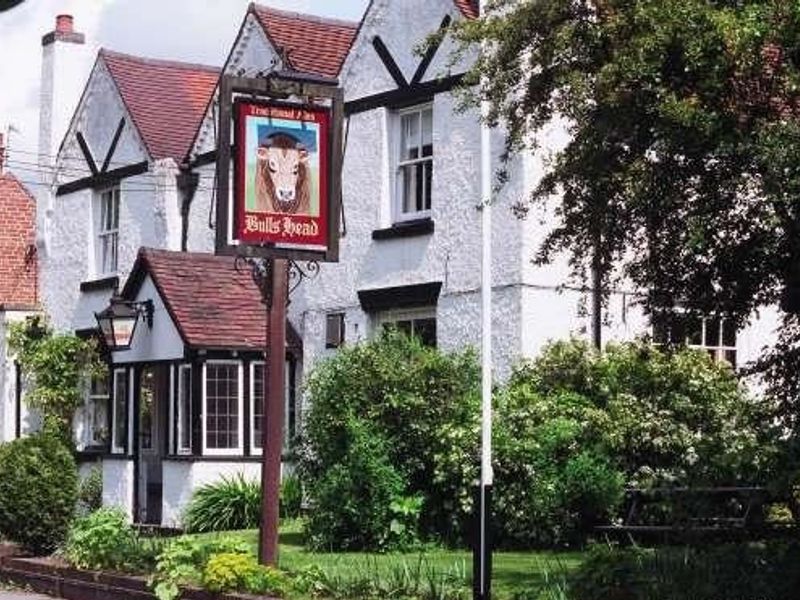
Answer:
[396,104,433,221]
[96,186,120,276]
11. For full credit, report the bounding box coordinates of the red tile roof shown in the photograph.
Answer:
[124,249,267,350]
[250,4,358,78]
[101,50,220,162]
[453,0,478,19]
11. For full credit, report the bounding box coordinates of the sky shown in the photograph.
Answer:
[0,0,368,159]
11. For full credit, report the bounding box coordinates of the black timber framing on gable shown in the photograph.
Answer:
[101,118,127,172]
[59,118,140,195]
[411,15,452,85]
[76,132,99,176]
[350,15,458,116]
[56,161,149,196]
[372,36,408,88]
[345,74,464,115]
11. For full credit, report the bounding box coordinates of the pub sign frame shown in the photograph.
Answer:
[215,73,344,262]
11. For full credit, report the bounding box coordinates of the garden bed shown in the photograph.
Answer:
[0,556,275,600]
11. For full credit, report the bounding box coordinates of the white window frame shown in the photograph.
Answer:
[111,368,129,454]
[85,373,110,447]
[653,314,737,366]
[95,186,120,277]
[175,364,192,455]
[202,360,244,456]
[250,361,265,456]
[394,103,433,223]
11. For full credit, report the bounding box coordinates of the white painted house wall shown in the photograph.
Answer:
[0,309,39,444]
[42,59,175,333]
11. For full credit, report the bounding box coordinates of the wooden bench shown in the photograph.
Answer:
[595,486,794,543]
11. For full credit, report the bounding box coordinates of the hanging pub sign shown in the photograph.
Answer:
[215,73,344,262]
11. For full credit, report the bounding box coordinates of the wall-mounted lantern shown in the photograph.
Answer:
[95,295,154,351]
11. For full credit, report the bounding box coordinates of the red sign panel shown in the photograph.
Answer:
[234,100,331,251]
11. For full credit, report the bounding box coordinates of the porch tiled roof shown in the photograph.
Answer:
[127,248,267,350]
[453,0,478,19]
[101,50,220,162]
[251,4,358,78]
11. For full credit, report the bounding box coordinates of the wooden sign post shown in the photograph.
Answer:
[215,72,343,565]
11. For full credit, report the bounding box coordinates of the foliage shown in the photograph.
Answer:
[494,389,624,547]
[289,557,469,600]
[150,535,251,600]
[299,331,480,547]
[65,508,138,571]
[570,542,800,600]
[492,339,775,547]
[0,432,78,554]
[77,465,103,515]
[202,552,290,596]
[447,0,800,438]
[305,418,411,550]
[280,473,303,519]
[8,315,104,442]
[183,473,260,533]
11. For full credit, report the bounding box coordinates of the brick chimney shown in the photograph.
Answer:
[38,14,91,169]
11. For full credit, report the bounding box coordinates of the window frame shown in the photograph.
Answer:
[85,373,110,448]
[325,312,346,349]
[394,103,433,223]
[653,314,737,367]
[175,364,192,455]
[250,361,264,456]
[110,368,130,454]
[378,306,437,347]
[95,186,120,277]
[202,360,244,456]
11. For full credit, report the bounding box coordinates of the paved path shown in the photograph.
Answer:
[0,591,54,600]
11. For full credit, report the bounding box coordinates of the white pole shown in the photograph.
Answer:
[478,0,493,597]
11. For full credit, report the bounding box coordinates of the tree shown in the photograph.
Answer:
[449,0,800,417]
[8,315,104,444]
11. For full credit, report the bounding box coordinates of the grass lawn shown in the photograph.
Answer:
[192,521,585,598]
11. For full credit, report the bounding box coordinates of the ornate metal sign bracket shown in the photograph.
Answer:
[234,256,319,308]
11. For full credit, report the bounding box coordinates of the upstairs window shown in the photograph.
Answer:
[396,105,433,221]
[96,186,120,276]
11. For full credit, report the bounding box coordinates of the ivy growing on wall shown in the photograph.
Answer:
[8,314,105,445]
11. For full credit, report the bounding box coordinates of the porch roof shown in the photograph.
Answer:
[122,248,300,352]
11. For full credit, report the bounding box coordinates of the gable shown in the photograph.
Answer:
[189,12,278,159]
[340,0,468,102]
[57,57,150,185]
[112,272,185,364]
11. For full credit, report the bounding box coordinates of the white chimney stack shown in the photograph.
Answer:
[38,14,92,170]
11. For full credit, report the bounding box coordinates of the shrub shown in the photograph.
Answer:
[65,507,137,571]
[493,391,623,547]
[77,465,103,515]
[183,473,260,533]
[492,339,776,548]
[0,433,78,554]
[570,542,800,600]
[299,331,480,546]
[150,535,252,600]
[305,418,410,550]
[280,474,303,519]
[203,552,289,596]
